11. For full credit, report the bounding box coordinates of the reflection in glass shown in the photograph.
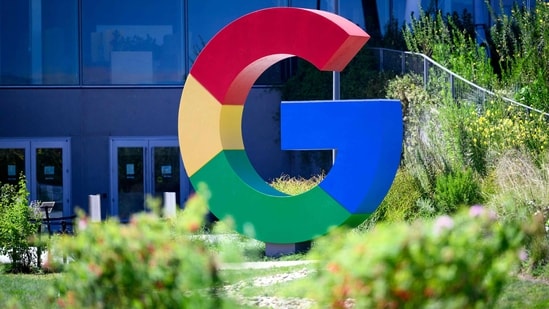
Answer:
[421,0,474,15]
[0,149,25,186]
[36,148,63,216]
[0,0,78,85]
[117,147,144,221]
[82,0,184,85]
[153,147,180,205]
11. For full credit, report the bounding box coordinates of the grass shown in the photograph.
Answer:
[269,174,324,195]
[496,277,549,308]
[1,265,549,308]
[0,264,310,308]
[0,273,57,308]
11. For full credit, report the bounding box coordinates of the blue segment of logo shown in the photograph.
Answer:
[280,99,403,214]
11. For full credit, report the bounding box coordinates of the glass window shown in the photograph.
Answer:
[339,1,366,30]
[0,0,78,85]
[421,0,474,15]
[82,0,184,85]
[291,0,332,11]
[292,1,365,29]
[36,148,64,216]
[0,148,25,187]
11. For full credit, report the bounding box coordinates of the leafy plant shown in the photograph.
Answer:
[404,10,496,89]
[434,168,483,214]
[490,0,549,112]
[360,168,423,230]
[47,184,238,308]
[464,101,549,165]
[0,175,41,274]
[306,207,525,308]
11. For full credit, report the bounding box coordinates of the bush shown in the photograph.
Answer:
[48,184,235,308]
[386,74,448,197]
[464,102,549,165]
[434,168,483,214]
[361,168,423,229]
[306,207,525,308]
[404,10,496,89]
[490,0,549,112]
[0,175,41,273]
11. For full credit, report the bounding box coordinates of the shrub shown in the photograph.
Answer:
[404,10,496,89]
[0,175,41,273]
[306,207,525,308]
[434,168,483,214]
[490,0,549,112]
[464,102,549,165]
[386,74,449,197]
[363,168,423,228]
[48,184,233,308]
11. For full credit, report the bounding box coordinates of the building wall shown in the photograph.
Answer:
[0,86,287,214]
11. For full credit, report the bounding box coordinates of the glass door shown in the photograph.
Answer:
[31,140,71,218]
[0,142,28,187]
[111,138,189,221]
[117,146,145,221]
[151,143,181,203]
[0,139,71,217]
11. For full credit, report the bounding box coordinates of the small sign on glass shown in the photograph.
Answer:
[126,163,135,179]
[161,165,172,177]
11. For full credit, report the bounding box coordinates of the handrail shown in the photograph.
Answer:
[368,47,549,118]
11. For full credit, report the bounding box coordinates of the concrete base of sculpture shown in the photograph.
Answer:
[265,241,311,258]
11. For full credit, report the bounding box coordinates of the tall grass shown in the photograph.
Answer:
[488,149,549,274]
[490,149,549,220]
[269,173,324,196]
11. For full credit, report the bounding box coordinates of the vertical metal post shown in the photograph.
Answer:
[89,194,102,222]
[164,192,177,218]
[379,48,384,72]
[449,74,455,99]
[401,51,406,74]
[423,57,428,89]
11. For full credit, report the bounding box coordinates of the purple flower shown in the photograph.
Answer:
[519,249,528,262]
[469,205,485,217]
[469,205,497,220]
[434,215,454,234]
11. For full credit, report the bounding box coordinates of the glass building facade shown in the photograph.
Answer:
[0,0,370,86]
[1,0,520,86]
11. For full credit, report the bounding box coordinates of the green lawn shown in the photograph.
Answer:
[1,269,548,308]
[0,274,57,308]
[496,278,549,308]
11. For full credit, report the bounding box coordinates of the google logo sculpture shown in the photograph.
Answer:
[178,8,403,244]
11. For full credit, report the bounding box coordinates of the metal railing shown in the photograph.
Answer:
[368,47,549,118]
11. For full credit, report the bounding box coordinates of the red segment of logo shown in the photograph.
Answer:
[190,7,370,105]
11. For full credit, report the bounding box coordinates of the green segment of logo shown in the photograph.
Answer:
[191,150,368,243]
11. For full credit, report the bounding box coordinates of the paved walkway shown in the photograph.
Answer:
[1,251,315,270]
[220,260,315,270]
